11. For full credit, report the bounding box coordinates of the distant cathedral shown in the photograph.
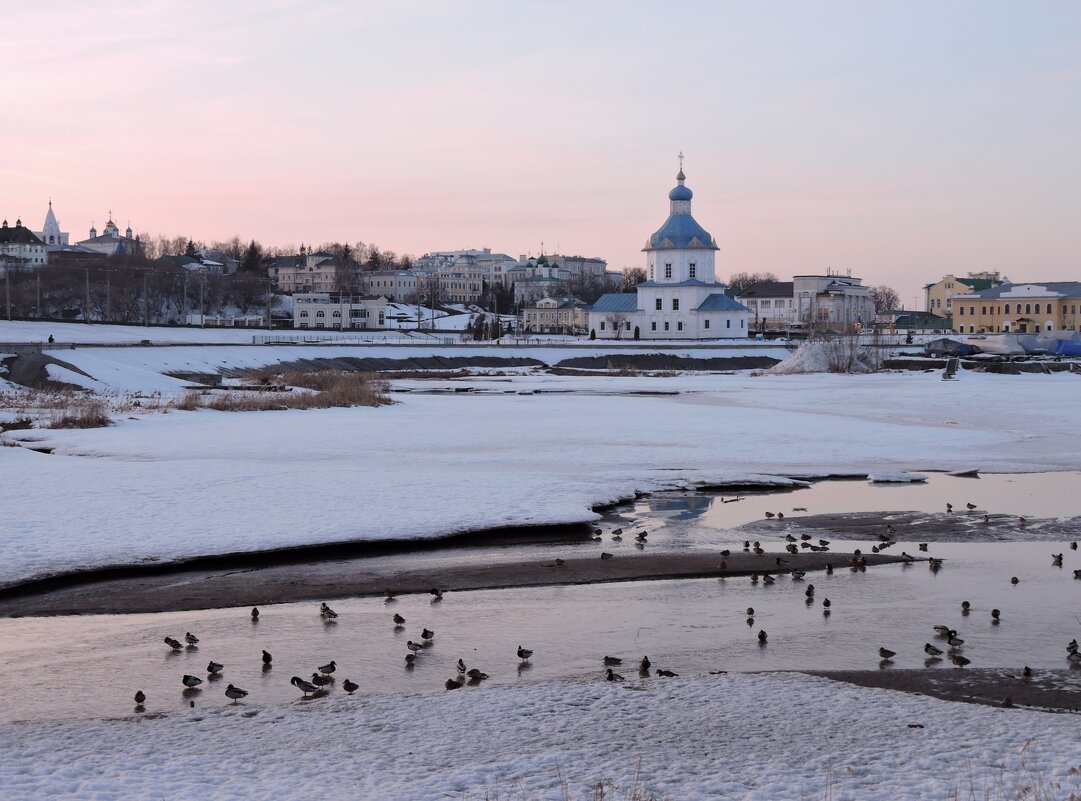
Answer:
[37,202,143,257]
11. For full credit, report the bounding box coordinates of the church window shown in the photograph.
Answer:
[600,321,606,331]
[672,299,679,311]
[704,319,710,329]
[626,322,631,331]
[664,264,672,279]
[689,263,696,279]
[677,322,683,331]
[48,235,54,243]
[726,319,731,328]
[651,322,657,331]
[655,298,662,311]
[664,322,670,331]
[649,266,654,280]
[741,319,744,328]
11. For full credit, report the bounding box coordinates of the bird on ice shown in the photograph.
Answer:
[342,679,359,694]
[206,661,224,675]
[224,685,248,704]
[406,641,423,653]
[421,628,435,641]
[603,656,622,666]
[466,668,489,681]
[182,675,203,689]
[164,636,183,651]
[317,660,336,676]
[320,603,338,619]
[606,668,625,682]
[291,676,318,696]
[262,650,273,666]
[656,669,678,677]
[185,632,199,646]
[924,643,943,657]
[393,613,406,627]
[517,645,533,662]
[879,648,896,661]
[134,690,146,705]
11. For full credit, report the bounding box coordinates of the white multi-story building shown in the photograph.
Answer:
[588,165,749,339]
[0,218,48,269]
[737,281,797,332]
[792,273,874,332]
[414,248,516,287]
[293,293,388,330]
[365,270,419,302]
[271,252,340,293]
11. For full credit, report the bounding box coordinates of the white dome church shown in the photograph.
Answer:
[589,161,749,339]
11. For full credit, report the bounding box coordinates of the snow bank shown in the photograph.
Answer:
[767,340,878,375]
[1,672,1077,801]
[869,471,928,483]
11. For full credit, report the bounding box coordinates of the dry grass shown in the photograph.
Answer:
[47,397,112,429]
[177,370,391,412]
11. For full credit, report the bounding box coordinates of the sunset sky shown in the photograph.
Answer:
[5,1,1081,304]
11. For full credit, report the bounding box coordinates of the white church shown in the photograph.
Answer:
[588,163,749,339]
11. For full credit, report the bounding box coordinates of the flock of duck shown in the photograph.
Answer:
[131,499,1079,712]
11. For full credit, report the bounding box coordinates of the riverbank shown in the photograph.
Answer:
[0,549,901,616]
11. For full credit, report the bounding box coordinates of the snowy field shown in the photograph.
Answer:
[2,672,1077,801]
[2,369,1079,588]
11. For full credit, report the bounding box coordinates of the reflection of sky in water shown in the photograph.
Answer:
[1,473,1079,725]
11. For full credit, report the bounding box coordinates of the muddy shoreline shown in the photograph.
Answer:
[811,668,1081,713]
[0,550,902,617]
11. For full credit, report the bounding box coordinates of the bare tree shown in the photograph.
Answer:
[622,266,646,291]
[870,285,900,314]
[605,312,629,339]
[727,271,779,294]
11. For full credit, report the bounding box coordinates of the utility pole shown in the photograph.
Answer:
[199,277,205,328]
[143,270,149,327]
[5,268,10,321]
[265,280,272,330]
[85,266,91,324]
[36,273,41,318]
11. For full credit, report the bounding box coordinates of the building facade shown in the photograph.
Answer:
[271,252,340,293]
[588,166,749,339]
[737,281,796,331]
[949,282,1081,334]
[0,219,48,268]
[521,296,589,334]
[365,270,419,302]
[35,202,70,251]
[293,293,388,329]
[924,271,1002,318]
[792,274,875,333]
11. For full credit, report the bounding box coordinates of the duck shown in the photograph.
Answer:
[430,588,444,602]
[765,512,776,519]
[1019,517,1027,526]
[606,668,625,682]
[743,541,751,551]
[310,672,332,687]
[961,601,971,613]
[600,552,613,560]
[805,584,815,597]
[822,598,831,610]
[251,607,259,620]
[384,589,397,602]
[262,650,273,666]
[342,679,359,694]
[404,653,416,666]
[1011,576,1020,585]
[317,660,336,676]
[982,514,991,524]
[444,678,462,690]
[656,669,678,677]
[900,552,915,563]
[466,668,489,681]
[320,603,338,619]
[918,543,928,552]
[785,534,797,542]
[879,647,896,661]
[393,613,406,626]
[946,502,953,513]
[825,563,834,575]
[207,661,224,675]
[947,633,965,649]
[224,684,248,704]
[639,656,651,672]
[762,574,776,586]
[791,570,806,580]
[1052,554,1064,566]
[1022,665,1033,680]
[406,641,423,654]
[966,502,977,511]
[517,645,533,662]
[611,527,622,536]
[924,643,944,657]
[134,690,146,705]
[1068,639,1078,655]
[421,628,435,641]
[182,675,203,689]
[1074,569,1081,580]
[554,558,565,566]
[953,654,972,668]
[1072,542,1078,551]
[991,608,1001,623]
[164,636,183,651]
[746,607,755,616]
[603,656,622,666]
[758,630,768,644]
[185,632,199,646]
[456,658,467,674]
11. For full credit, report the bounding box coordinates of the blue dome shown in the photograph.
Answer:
[669,183,693,201]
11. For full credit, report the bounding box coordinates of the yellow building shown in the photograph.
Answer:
[923,271,1002,319]
[950,282,1081,334]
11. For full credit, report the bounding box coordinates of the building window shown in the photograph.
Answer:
[672,298,679,311]
[332,311,341,318]
[1034,303,1041,314]
[704,319,710,329]
[300,310,308,317]
[689,263,696,279]
[626,322,631,331]
[740,319,744,328]
[664,322,669,331]
[316,310,325,318]
[651,322,657,331]
[655,298,662,311]
[600,321,605,331]
[677,322,683,331]
[1005,304,1011,314]
[664,264,672,279]
[649,266,654,280]
[982,306,987,315]
[1025,304,1031,314]
[969,306,974,316]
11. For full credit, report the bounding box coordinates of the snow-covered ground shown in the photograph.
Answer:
[2,672,1077,801]
[2,370,1079,588]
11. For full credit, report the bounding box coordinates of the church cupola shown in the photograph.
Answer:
[89,222,97,238]
[125,222,133,238]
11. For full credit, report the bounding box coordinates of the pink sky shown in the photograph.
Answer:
[5,1,1081,305]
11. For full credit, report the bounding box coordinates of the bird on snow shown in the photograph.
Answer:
[134,690,146,705]
[456,658,467,674]
[317,660,336,676]
[182,675,203,689]
[656,669,678,677]
[606,668,625,682]
[206,661,224,675]
[393,613,406,626]
[320,602,338,619]
[603,656,622,666]
[342,679,359,694]
[291,676,318,696]
[164,636,183,651]
[421,628,435,641]
[225,685,248,704]
[611,527,622,536]
[1072,542,1078,551]
[517,645,533,662]
[262,650,273,666]
[1019,516,1027,526]
[879,647,896,662]
[924,643,944,658]
[185,632,199,646]
[251,607,259,620]
[822,598,831,611]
